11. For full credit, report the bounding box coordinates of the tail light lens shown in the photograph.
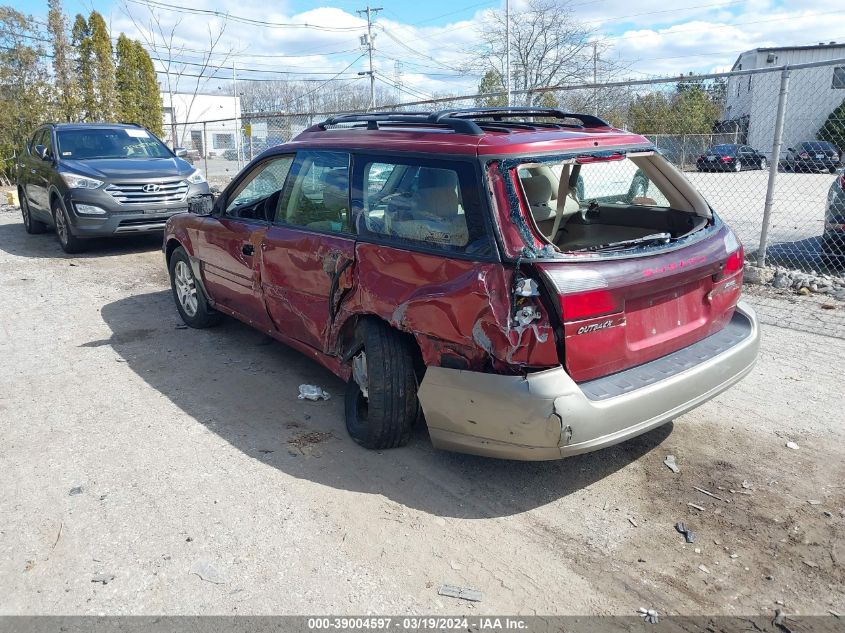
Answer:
[559,289,621,321]
[724,246,744,274]
[721,156,732,162]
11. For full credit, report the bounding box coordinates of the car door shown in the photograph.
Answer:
[259,150,356,352]
[24,129,50,213]
[194,154,293,329]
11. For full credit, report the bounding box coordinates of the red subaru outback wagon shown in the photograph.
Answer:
[163,108,760,460]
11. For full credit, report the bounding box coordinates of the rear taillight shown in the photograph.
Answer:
[559,289,621,321]
[799,152,809,159]
[724,246,744,274]
[721,156,732,162]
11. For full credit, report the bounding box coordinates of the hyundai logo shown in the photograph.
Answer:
[142,183,162,193]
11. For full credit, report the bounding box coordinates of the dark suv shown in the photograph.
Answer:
[163,108,760,460]
[16,122,210,253]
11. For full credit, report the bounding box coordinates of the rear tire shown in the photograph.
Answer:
[168,246,220,328]
[759,158,768,170]
[52,199,85,253]
[734,160,742,172]
[344,320,417,450]
[20,189,47,234]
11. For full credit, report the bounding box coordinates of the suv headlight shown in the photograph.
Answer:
[60,173,104,189]
[186,169,206,185]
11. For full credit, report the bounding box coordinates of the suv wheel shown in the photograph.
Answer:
[169,246,220,328]
[52,199,85,253]
[734,159,742,172]
[20,189,47,234]
[344,320,417,450]
[759,157,768,170]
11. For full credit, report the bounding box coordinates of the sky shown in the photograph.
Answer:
[13,0,845,103]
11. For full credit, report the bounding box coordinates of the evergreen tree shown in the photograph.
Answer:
[134,40,163,136]
[475,70,507,107]
[817,98,845,154]
[47,0,78,121]
[88,11,116,121]
[71,14,95,120]
[116,34,140,124]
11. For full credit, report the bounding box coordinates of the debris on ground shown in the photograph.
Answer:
[449,560,462,571]
[803,560,819,568]
[91,573,115,585]
[288,431,334,452]
[698,564,710,574]
[807,500,822,505]
[786,441,800,450]
[687,502,705,512]
[628,517,638,527]
[675,522,696,543]
[438,584,482,602]
[190,560,226,584]
[69,486,83,496]
[175,324,188,330]
[741,480,754,489]
[663,455,679,473]
[297,384,330,401]
[693,486,730,503]
[637,607,659,624]
[773,609,786,626]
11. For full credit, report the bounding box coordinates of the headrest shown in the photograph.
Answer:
[521,174,553,205]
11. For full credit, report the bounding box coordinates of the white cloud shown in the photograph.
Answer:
[105,0,845,106]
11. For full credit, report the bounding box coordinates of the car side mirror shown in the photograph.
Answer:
[187,193,215,215]
[35,145,51,161]
[174,147,188,158]
[787,147,794,152]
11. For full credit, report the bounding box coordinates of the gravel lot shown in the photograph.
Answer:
[0,207,843,616]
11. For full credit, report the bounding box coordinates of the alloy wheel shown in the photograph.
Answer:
[54,207,68,245]
[174,260,199,317]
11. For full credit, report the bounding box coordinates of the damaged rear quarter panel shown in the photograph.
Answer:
[333,242,559,371]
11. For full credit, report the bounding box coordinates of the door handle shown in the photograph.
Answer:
[242,244,254,256]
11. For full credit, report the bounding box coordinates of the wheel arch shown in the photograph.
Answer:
[334,312,424,380]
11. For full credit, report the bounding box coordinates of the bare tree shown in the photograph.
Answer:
[473,0,596,106]
[122,1,233,147]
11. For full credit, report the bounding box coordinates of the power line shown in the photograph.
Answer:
[125,0,365,32]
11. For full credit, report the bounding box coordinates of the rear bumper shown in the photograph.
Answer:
[418,302,760,461]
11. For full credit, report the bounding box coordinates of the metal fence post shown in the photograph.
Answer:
[757,67,791,268]
[202,122,208,178]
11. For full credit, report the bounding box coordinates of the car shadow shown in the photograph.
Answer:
[94,290,673,519]
[0,216,163,259]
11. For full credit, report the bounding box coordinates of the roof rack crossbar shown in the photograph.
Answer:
[431,107,610,128]
[319,112,483,135]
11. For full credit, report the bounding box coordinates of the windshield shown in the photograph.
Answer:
[799,142,835,152]
[708,145,737,156]
[57,128,172,160]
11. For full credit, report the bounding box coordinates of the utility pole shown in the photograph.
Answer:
[505,0,511,106]
[357,5,382,110]
[592,42,598,116]
[233,61,241,170]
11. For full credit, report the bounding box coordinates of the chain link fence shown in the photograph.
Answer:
[170,59,845,337]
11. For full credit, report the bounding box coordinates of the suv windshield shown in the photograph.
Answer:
[56,128,172,160]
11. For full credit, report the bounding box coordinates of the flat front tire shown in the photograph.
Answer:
[169,246,220,328]
[53,199,85,253]
[344,320,417,450]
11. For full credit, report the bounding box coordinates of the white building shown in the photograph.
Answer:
[724,43,845,152]
[162,91,242,158]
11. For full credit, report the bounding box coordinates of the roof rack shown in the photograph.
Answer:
[317,107,612,136]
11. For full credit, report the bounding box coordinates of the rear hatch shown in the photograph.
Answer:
[536,230,743,382]
[504,149,744,383]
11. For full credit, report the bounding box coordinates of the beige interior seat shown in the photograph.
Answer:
[388,168,468,246]
[520,167,580,239]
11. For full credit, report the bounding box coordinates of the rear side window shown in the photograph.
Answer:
[276,150,351,233]
[354,157,490,256]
